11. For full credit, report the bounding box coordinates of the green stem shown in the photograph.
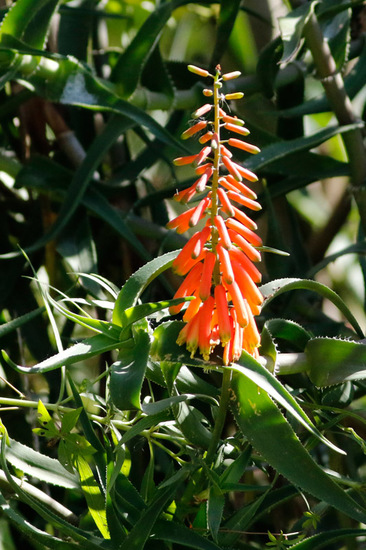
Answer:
[205,368,232,466]
[303,13,366,232]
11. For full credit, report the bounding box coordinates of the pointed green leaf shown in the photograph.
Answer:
[289,528,366,549]
[245,123,364,173]
[278,1,319,64]
[1,332,124,374]
[207,485,225,542]
[120,298,192,331]
[7,439,79,489]
[230,371,366,524]
[75,455,110,539]
[231,353,343,454]
[113,251,179,324]
[306,337,366,386]
[260,277,364,338]
[119,484,178,550]
[0,0,59,50]
[110,329,151,410]
[152,519,222,550]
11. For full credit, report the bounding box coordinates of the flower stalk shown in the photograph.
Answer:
[168,65,263,365]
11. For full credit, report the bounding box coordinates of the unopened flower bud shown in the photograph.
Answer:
[203,89,213,97]
[225,92,244,100]
[193,104,212,119]
[188,65,210,77]
[222,71,241,81]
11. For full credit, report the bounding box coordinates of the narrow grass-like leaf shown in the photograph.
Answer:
[1,332,125,374]
[0,307,45,338]
[207,485,225,542]
[230,371,366,524]
[245,123,364,173]
[209,0,241,69]
[260,278,364,338]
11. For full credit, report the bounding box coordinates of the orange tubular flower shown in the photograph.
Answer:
[167,64,264,365]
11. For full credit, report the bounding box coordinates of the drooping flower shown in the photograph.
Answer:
[168,64,263,365]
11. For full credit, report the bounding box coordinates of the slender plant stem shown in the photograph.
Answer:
[205,368,232,466]
[303,13,366,232]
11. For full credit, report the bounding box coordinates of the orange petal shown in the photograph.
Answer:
[227,190,261,211]
[170,262,204,315]
[198,296,215,360]
[181,120,207,140]
[228,138,260,155]
[215,214,232,249]
[229,247,262,283]
[189,196,210,227]
[224,280,248,328]
[217,244,234,285]
[226,218,262,248]
[214,285,232,345]
[231,260,263,306]
[224,122,250,136]
[199,251,216,301]
[227,229,261,263]
[217,188,235,217]
[232,205,257,231]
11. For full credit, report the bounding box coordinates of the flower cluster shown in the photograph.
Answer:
[167,64,263,365]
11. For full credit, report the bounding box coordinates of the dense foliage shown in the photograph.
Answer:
[1,0,366,548]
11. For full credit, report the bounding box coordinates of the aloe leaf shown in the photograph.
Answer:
[260,277,364,338]
[231,353,343,454]
[207,485,225,542]
[264,318,312,351]
[119,410,172,446]
[119,484,178,550]
[119,298,191,331]
[245,123,363,173]
[141,393,217,416]
[1,332,124,374]
[0,0,59,49]
[230,371,366,524]
[308,241,366,277]
[153,519,222,550]
[210,0,241,69]
[0,436,105,548]
[278,1,319,64]
[0,492,81,550]
[112,251,179,323]
[289,528,366,549]
[151,321,222,369]
[110,328,151,411]
[75,455,110,539]
[305,337,366,386]
[6,439,79,489]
